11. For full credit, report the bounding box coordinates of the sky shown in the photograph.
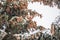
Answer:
[28,2,60,29]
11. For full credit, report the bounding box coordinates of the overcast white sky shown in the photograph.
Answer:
[28,2,60,29]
